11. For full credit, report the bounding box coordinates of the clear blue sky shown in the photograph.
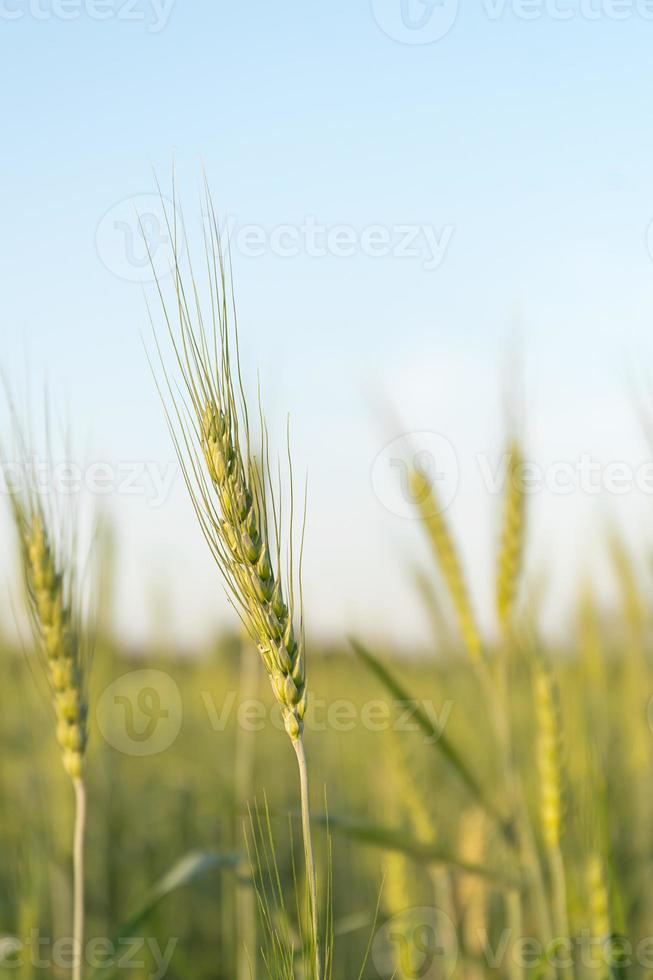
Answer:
[1,1,653,645]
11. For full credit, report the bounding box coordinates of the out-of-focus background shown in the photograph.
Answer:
[2,1,653,649]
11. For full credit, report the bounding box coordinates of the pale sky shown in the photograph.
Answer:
[2,1,653,647]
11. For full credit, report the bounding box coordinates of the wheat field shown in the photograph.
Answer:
[1,201,653,980]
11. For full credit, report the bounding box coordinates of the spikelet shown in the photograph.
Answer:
[495,441,525,634]
[387,732,435,845]
[533,660,562,850]
[409,468,482,664]
[607,534,649,774]
[587,854,610,940]
[381,778,416,971]
[14,506,87,781]
[586,854,611,976]
[382,737,426,916]
[458,808,488,976]
[201,405,306,742]
[382,847,413,918]
[154,190,308,746]
[154,188,321,979]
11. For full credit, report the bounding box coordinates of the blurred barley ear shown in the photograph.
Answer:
[608,532,650,776]
[533,658,572,980]
[586,854,611,978]
[150,182,321,978]
[6,478,91,980]
[458,809,488,980]
[234,640,259,980]
[496,441,525,636]
[409,467,482,664]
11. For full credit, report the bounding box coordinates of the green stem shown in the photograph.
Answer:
[72,778,86,980]
[487,644,554,957]
[235,645,259,980]
[293,737,322,980]
[506,889,524,980]
[549,844,573,980]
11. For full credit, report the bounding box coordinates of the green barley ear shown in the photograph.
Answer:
[533,655,572,978]
[200,402,306,742]
[150,187,307,747]
[409,467,482,664]
[495,441,525,634]
[3,417,91,980]
[9,497,88,783]
[150,182,321,978]
[533,658,562,851]
[586,854,611,959]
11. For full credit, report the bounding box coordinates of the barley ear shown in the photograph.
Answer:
[409,467,482,664]
[151,184,320,978]
[533,656,572,979]
[200,403,306,743]
[586,853,612,978]
[5,473,90,980]
[496,441,525,634]
[534,659,562,851]
[12,502,88,782]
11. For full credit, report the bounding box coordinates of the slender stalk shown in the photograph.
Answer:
[506,889,524,980]
[484,659,524,980]
[72,778,86,980]
[235,644,259,980]
[492,651,553,949]
[549,845,573,980]
[293,737,321,980]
